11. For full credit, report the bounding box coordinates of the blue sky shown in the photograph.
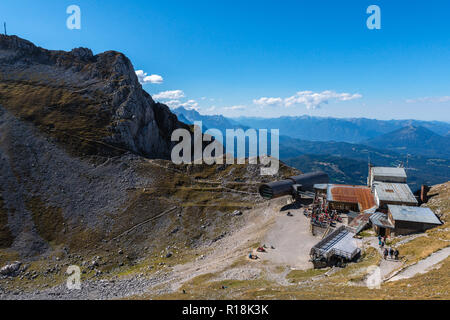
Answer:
[1,0,450,121]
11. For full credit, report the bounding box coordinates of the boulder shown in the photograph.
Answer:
[0,261,22,277]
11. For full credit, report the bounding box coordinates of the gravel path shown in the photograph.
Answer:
[388,246,450,282]
[364,237,403,280]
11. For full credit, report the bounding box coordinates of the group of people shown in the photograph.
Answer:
[379,235,399,260]
[383,247,399,260]
[308,203,342,228]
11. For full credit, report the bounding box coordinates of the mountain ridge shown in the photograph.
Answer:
[362,125,450,159]
[233,115,450,143]
[0,34,189,159]
[173,106,248,132]
[167,109,450,190]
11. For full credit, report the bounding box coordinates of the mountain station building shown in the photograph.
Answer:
[372,182,418,209]
[370,204,442,236]
[368,167,407,187]
[311,165,440,238]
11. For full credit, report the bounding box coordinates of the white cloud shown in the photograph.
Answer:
[224,105,246,111]
[164,100,182,108]
[179,99,199,110]
[135,70,163,84]
[253,97,283,106]
[184,106,200,111]
[406,96,450,103]
[153,90,185,100]
[285,91,362,109]
[145,74,163,84]
[253,90,362,109]
[162,98,199,111]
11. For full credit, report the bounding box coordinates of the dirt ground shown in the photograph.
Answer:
[261,205,319,269]
[137,196,318,292]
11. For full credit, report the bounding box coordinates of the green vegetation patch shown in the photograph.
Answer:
[398,236,449,265]
[0,194,13,248]
[26,196,65,243]
[286,268,328,283]
[0,81,122,157]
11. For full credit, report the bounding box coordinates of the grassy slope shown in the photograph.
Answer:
[0,80,121,158]
[0,193,13,249]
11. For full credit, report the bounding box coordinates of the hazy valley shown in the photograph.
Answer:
[174,107,450,191]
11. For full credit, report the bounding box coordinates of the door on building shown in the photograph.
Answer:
[379,228,386,237]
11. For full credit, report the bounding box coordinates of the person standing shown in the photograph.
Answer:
[394,249,399,260]
[383,248,388,260]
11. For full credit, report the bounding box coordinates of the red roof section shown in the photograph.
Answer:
[328,185,377,211]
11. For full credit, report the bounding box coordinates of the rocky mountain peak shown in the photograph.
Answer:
[0,35,188,159]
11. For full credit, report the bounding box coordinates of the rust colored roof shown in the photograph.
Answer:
[327,185,377,212]
[348,213,372,228]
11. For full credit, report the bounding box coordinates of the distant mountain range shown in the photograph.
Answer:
[278,135,450,191]
[233,115,450,143]
[172,107,450,190]
[173,107,248,132]
[362,125,450,159]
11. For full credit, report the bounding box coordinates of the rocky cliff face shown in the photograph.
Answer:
[0,35,188,159]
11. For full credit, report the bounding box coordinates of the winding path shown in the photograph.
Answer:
[388,246,450,282]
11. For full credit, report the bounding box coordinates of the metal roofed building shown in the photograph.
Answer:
[348,213,373,234]
[387,205,442,235]
[369,212,395,237]
[369,205,441,236]
[373,182,418,208]
[326,184,377,212]
[369,167,407,187]
[313,183,328,201]
[313,184,328,191]
[310,226,361,268]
